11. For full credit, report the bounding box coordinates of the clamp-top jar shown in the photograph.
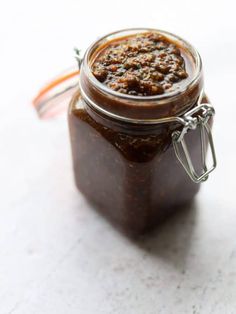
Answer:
[68,28,216,234]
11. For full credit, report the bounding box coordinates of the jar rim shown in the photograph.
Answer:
[82,27,202,103]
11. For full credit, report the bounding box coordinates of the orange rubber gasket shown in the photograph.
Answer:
[33,70,80,108]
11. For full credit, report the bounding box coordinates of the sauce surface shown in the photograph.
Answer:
[91,32,191,96]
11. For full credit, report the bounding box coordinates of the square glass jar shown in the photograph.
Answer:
[68,28,216,234]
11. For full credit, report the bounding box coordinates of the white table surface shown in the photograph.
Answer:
[1,0,236,313]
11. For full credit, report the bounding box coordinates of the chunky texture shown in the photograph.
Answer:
[92,32,188,96]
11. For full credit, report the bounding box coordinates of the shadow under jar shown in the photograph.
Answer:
[68,28,216,235]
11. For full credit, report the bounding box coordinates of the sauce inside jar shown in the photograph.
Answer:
[69,29,209,235]
[91,32,194,97]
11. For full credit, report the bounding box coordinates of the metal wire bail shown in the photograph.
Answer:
[172,96,217,183]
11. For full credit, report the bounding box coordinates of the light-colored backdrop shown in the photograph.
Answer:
[0,0,236,313]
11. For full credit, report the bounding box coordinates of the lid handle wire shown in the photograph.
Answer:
[172,95,217,183]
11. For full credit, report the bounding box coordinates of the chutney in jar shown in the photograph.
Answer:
[68,29,215,234]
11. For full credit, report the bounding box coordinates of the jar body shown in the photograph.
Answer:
[68,91,211,234]
[67,28,216,235]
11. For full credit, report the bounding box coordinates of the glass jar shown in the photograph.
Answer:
[67,28,216,234]
[33,28,216,235]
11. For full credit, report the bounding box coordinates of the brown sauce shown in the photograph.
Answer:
[91,32,193,96]
[68,30,207,235]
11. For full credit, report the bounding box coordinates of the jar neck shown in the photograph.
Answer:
[81,96,180,135]
[79,28,203,123]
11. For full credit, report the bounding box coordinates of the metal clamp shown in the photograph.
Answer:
[172,100,217,183]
